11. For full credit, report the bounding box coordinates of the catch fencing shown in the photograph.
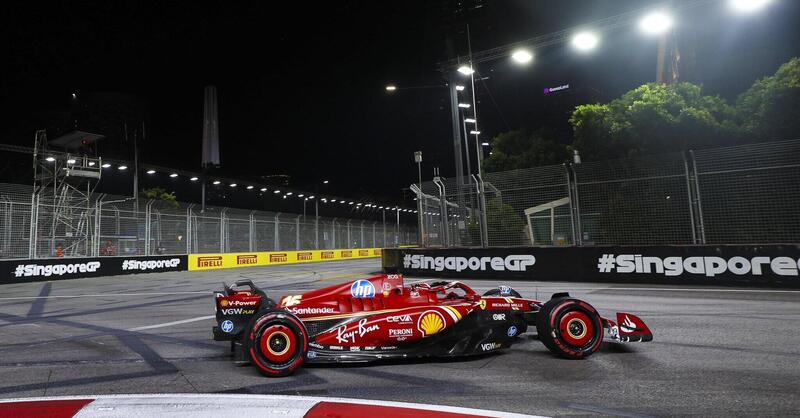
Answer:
[0,186,417,259]
[415,139,800,247]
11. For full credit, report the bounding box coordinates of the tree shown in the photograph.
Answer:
[736,57,800,141]
[141,187,179,208]
[569,82,741,160]
[481,128,569,173]
[466,197,526,246]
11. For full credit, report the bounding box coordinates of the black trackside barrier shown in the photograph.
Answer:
[382,245,800,288]
[0,255,188,284]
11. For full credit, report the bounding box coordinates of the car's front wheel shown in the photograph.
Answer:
[246,310,307,376]
[536,297,603,359]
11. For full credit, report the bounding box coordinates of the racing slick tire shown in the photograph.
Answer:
[536,298,603,359]
[245,309,308,377]
[483,287,522,298]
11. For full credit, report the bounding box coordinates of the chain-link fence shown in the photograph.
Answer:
[0,186,417,259]
[415,139,800,247]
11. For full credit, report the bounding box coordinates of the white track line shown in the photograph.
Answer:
[0,291,209,301]
[0,394,545,418]
[127,315,215,331]
[587,287,800,293]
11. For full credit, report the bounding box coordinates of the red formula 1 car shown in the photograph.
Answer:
[212,274,652,376]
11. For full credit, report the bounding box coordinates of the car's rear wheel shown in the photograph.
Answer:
[246,310,307,376]
[536,298,603,359]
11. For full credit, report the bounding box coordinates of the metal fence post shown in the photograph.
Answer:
[346,220,352,248]
[568,163,583,246]
[689,150,707,244]
[372,222,376,248]
[360,221,365,248]
[564,164,577,246]
[28,192,38,258]
[249,211,256,252]
[332,218,337,248]
[274,213,280,251]
[682,152,698,244]
[144,200,152,255]
[220,207,228,253]
[295,215,301,250]
[315,213,319,250]
[186,204,194,254]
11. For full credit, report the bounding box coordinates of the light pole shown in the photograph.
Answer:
[386,82,466,227]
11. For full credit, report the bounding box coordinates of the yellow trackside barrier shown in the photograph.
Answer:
[188,248,383,271]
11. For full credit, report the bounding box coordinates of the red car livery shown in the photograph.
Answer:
[212,274,652,376]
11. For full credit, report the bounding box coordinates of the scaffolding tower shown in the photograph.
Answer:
[31,130,104,258]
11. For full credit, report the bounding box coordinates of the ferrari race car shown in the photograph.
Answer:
[212,274,652,376]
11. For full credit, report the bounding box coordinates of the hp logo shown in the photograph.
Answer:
[350,279,376,298]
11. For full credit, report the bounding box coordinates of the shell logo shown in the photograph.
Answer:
[417,311,446,337]
[220,300,228,307]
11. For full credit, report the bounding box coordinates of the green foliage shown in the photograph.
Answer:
[736,57,800,140]
[141,187,179,208]
[465,198,526,246]
[483,58,799,169]
[485,198,525,244]
[570,82,741,160]
[482,128,569,173]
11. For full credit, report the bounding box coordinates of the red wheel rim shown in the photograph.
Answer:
[259,325,297,363]
[558,310,594,347]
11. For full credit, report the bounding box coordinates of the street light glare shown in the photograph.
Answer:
[66,159,76,164]
[640,12,673,35]
[470,130,481,135]
[213,180,221,185]
[511,49,533,64]
[455,85,465,91]
[572,32,599,51]
[457,65,474,75]
[273,190,280,193]
[146,169,156,174]
[169,173,178,178]
[118,165,128,170]
[190,177,199,181]
[465,118,477,123]
[45,156,56,162]
[481,142,490,146]
[385,85,397,92]
[730,0,771,12]
[260,187,267,192]
[458,103,471,108]
[101,163,111,168]
[246,185,254,190]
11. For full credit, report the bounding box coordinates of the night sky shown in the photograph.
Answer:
[2,0,799,207]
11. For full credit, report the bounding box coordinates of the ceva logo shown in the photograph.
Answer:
[350,279,375,298]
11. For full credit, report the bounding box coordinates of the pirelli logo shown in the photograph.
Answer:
[297,252,313,261]
[237,254,257,265]
[373,249,382,256]
[358,250,369,256]
[270,253,288,262]
[341,250,352,258]
[197,256,223,268]
[321,251,335,259]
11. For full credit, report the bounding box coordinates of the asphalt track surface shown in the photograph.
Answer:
[0,259,798,417]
